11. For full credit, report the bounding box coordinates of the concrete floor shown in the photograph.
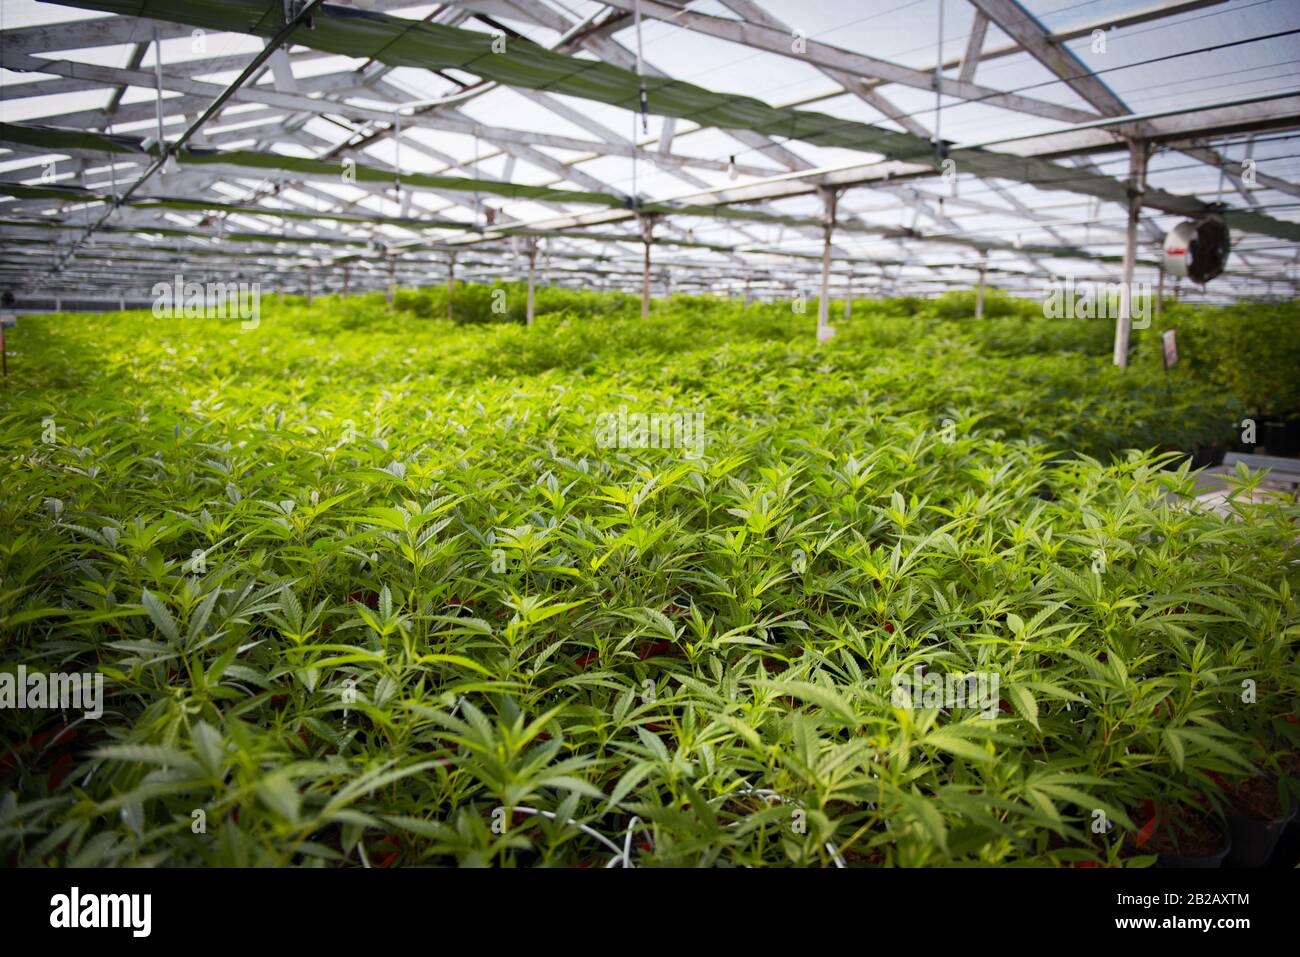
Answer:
[1184,454,1300,518]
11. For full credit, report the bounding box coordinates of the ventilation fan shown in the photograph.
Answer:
[1162,216,1230,283]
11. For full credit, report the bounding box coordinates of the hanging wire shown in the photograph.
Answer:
[473,126,482,226]
[933,0,943,162]
[393,111,402,202]
[629,1,650,203]
[634,0,648,135]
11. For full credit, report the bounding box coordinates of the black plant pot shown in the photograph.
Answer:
[1260,419,1300,457]
[1187,443,1226,470]
[1156,838,1231,868]
[1153,820,1232,868]
[1227,803,1298,868]
[1268,809,1300,868]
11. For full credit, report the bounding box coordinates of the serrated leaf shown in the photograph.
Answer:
[1006,683,1039,730]
[141,589,179,643]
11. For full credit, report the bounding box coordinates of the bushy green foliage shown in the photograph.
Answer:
[0,293,1294,867]
[900,290,1300,416]
[921,288,1037,321]
[390,281,641,325]
[1135,301,1300,416]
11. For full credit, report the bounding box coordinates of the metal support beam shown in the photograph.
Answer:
[601,0,1098,124]
[447,253,457,320]
[969,0,1129,116]
[1155,265,1164,321]
[639,213,657,319]
[526,237,537,326]
[958,11,989,84]
[4,0,1290,303]
[1114,140,1149,368]
[38,0,326,283]
[817,187,839,344]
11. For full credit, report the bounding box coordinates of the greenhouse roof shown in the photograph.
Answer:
[1,0,1298,302]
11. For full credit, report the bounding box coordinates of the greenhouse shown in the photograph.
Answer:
[0,0,1298,888]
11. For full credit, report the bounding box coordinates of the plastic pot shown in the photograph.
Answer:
[1226,802,1297,868]
[1188,443,1225,470]
[1268,812,1300,868]
[1261,419,1300,457]
[1155,836,1231,869]
[1143,808,1231,868]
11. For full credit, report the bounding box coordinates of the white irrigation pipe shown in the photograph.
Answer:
[487,789,846,869]
[513,806,634,866]
[605,816,642,869]
[725,784,847,868]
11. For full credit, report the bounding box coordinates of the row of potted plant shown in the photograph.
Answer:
[0,295,1294,866]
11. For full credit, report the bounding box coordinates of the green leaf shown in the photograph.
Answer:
[1005,683,1039,730]
[141,589,179,643]
[192,721,225,777]
[257,774,301,824]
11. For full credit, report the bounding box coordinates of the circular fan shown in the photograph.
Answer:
[1162,216,1231,283]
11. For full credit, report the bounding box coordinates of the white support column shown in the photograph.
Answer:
[639,214,656,319]
[1113,139,1149,368]
[447,252,456,321]
[975,264,986,318]
[817,187,838,344]
[658,116,676,154]
[152,27,166,148]
[526,237,537,326]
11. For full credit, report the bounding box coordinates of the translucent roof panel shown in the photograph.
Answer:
[0,0,1296,302]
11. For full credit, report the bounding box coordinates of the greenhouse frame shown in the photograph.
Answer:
[2,0,1297,323]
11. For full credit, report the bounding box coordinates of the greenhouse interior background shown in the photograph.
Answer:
[0,0,1298,885]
